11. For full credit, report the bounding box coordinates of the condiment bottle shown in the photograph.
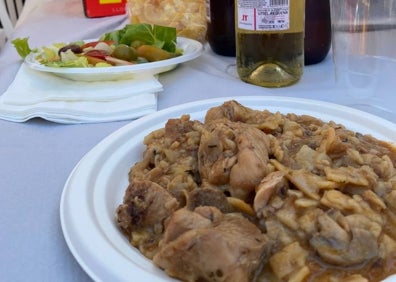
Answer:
[206,0,236,56]
[235,0,305,88]
[304,0,331,65]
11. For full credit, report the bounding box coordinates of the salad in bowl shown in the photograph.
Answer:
[13,24,183,68]
[12,24,203,81]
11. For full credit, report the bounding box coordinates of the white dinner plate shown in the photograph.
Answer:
[25,37,203,82]
[60,96,396,282]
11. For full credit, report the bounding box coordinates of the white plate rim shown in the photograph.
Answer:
[25,37,202,75]
[60,96,396,282]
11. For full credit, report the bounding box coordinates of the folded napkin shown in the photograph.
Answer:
[0,64,163,123]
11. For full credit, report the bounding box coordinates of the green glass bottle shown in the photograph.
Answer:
[235,0,305,88]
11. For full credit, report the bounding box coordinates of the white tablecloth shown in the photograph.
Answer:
[0,0,395,281]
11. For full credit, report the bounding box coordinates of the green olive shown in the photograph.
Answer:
[130,40,145,49]
[112,44,137,61]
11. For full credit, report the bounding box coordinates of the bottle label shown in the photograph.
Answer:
[237,0,290,31]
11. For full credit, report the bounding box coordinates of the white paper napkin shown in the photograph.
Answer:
[0,64,163,123]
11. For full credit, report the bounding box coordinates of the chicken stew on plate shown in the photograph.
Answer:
[116,100,396,282]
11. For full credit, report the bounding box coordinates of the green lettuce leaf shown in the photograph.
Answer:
[101,23,177,52]
[45,56,90,68]
[11,37,32,59]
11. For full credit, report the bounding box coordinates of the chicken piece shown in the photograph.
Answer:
[205,100,255,123]
[153,207,270,282]
[116,179,179,258]
[228,125,271,200]
[159,207,219,245]
[198,120,238,185]
[116,179,178,232]
[204,100,273,125]
[198,120,271,201]
[164,115,196,144]
[205,100,284,133]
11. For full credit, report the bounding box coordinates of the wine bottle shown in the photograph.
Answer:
[207,0,236,56]
[235,0,305,87]
[305,0,331,65]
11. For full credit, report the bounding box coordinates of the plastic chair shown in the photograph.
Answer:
[0,0,24,38]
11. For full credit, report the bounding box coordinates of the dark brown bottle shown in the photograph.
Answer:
[207,0,236,57]
[304,0,332,65]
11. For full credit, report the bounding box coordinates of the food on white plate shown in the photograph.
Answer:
[116,100,396,281]
[12,23,182,68]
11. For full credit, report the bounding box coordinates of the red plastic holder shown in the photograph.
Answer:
[83,0,127,18]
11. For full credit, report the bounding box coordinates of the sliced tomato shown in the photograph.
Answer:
[85,55,111,66]
[84,49,108,60]
[81,40,114,49]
